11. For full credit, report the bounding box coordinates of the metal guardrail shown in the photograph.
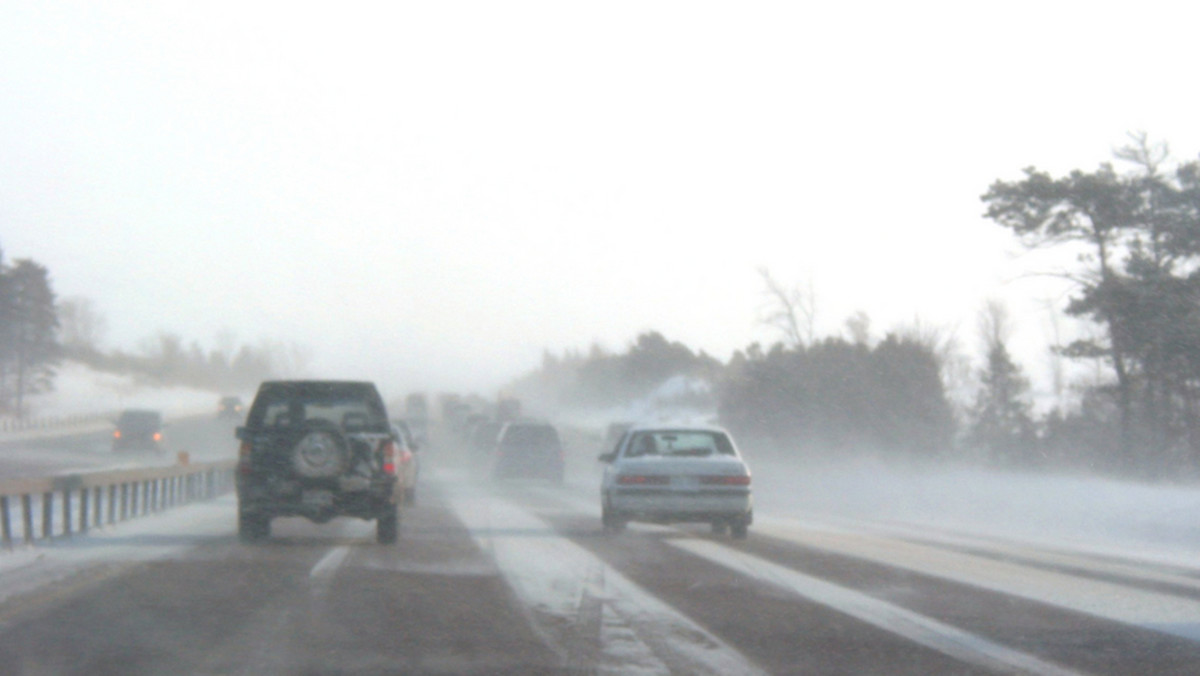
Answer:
[0,460,237,547]
[0,414,113,434]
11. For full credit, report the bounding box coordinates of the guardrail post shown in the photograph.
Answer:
[42,492,52,539]
[22,494,33,543]
[110,484,119,524]
[62,490,72,537]
[79,488,88,534]
[1,496,11,547]
[94,487,103,528]
[125,482,133,519]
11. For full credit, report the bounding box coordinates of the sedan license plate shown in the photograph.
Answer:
[675,475,700,492]
[302,490,334,509]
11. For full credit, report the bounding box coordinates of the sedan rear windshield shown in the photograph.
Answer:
[623,431,735,458]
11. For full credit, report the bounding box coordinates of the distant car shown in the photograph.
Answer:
[467,420,502,458]
[112,409,165,453]
[390,421,420,505]
[235,380,404,544]
[492,421,564,483]
[217,395,244,419]
[598,426,752,538]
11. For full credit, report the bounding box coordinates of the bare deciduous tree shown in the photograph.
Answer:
[756,267,816,347]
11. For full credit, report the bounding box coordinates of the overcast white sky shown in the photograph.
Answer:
[2,2,1199,397]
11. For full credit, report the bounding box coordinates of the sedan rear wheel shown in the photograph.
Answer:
[601,500,626,533]
[711,521,728,535]
[730,520,749,540]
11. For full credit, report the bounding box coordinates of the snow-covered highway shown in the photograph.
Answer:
[4,421,1200,674]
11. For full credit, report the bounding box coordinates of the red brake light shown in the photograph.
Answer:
[381,440,399,475]
[153,432,163,442]
[238,441,252,474]
[701,475,751,486]
[113,430,121,439]
[617,475,669,485]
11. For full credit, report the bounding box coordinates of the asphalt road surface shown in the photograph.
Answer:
[2,421,1200,674]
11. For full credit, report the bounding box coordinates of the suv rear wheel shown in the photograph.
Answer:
[376,506,399,544]
[238,510,270,543]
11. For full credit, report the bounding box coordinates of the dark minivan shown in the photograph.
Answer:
[112,409,164,452]
[491,421,564,484]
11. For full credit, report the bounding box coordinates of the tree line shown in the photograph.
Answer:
[0,251,59,417]
[982,133,1200,478]
[509,328,957,460]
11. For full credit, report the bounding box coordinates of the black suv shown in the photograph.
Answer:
[235,381,403,544]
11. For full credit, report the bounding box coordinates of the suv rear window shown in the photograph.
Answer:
[247,382,388,433]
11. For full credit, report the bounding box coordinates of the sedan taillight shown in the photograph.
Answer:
[617,475,669,485]
[701,475,751,486]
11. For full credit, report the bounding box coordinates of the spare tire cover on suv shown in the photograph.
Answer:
[292,423,349,479]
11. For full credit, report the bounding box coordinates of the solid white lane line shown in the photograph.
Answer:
[447,488,767,676]
[309,545,351,579]
[843,518,1200,593]
[670,539,1087,676]
[775,513,1200,594]
[756,519,1200,643]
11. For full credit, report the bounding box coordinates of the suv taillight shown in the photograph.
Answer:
[238,441,252,475]
[381,440,399,475]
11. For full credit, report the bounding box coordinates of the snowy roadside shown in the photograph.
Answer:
[0,495,235,613]
[745,453,1200,570]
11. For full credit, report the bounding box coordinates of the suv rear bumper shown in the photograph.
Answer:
[238,475,398,522]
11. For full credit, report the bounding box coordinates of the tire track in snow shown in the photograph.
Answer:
[445,485,766,676]
[756,518,1200,644]
[670,539,1086,676]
